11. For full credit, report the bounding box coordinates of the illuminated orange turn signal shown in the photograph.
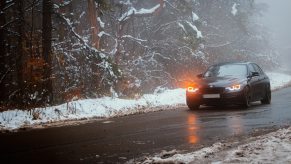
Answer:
[187,87,199,92]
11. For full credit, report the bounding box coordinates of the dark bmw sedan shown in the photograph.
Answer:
[186,62,271,110]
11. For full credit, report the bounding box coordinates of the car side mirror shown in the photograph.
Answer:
[197,73,203,78]
[251,72,259,77]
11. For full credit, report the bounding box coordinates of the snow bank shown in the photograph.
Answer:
[267,72,291,90]
[0,72,291,130]
[140,143,224,164]
[219,127,291,163]
[139,127,291,163]
[0,89,185,130]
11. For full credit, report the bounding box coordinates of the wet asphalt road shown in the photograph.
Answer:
[1,88,291,163]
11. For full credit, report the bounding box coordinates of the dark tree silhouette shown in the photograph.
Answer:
[42,0,53,103]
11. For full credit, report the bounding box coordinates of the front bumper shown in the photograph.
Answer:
[186,89,245,106]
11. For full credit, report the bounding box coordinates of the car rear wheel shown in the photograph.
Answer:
[242,86,251,108]
[261,86,271,104]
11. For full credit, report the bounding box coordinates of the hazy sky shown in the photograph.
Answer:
[257,0,291,50]
[256,0,291,68]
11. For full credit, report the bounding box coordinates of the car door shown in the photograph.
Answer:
[252,63,265,99]
[247,64,259,100]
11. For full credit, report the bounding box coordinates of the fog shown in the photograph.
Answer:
[257,0,291,70]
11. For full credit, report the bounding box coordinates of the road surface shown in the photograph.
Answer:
[1,88,291,163]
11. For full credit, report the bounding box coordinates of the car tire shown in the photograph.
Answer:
[186,96,200,110]
[188,104,200,110]
[187,100,200,110]
[242,86,251,108]
[261,86,271,104]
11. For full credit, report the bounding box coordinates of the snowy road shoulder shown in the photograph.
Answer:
[1,71,291,131]
[136,127,291,164]
[268,72,291,90]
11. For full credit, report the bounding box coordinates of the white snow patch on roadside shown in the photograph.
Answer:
[0,89,185,130]
[266,72,291,90]
[140,127,291,163]
[140,143,224,164]
[0,72,291,130]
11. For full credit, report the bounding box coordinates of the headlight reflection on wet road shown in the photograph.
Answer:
[187,113,199,144]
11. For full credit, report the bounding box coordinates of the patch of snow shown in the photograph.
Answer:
[122,35,147,42]
[266,72,291,90]
[137,4,160,14]
[192,12,199,22]
[97,17,105,28]
[102,121,114,124]
[139,127,291,163]
[186,21,203,38]
[178,23,187,34]
[79,11,85,19]
[98,31,106,37]
[53,4,60,9]
[0,89,185,130]
[231,3,238,16]
[119,4,161,21]
[140,143,224,163]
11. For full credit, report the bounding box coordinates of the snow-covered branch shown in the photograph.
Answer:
[185,21,203,38]
[0,67,11,85]
[1,1,15,13]
[53,0,73,9]
[0,18,18,29]
[122,35,147,42]
[205,42,232,48]
[56,13,99,53]
[118,3,164,22]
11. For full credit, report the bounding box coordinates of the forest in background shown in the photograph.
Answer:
[0,0,278,110]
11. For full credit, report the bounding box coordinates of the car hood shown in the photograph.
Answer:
[198,76,247,88]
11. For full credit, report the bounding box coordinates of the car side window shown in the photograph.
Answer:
[252,64,263,75]
[248,64,256,75]
[255,64,264,75]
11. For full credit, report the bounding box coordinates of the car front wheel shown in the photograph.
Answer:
[186,99,200,110]
[187,103,200,110]
[242,86,251,108]
[261,86,271,104]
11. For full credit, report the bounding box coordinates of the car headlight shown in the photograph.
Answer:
[225,84,241,92]
[187,87,199,93]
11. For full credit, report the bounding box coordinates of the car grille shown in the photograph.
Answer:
[200,87,225,94]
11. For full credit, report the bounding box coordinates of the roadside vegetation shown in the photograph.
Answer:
[0,0,277,111]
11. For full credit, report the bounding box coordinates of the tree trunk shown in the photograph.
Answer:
[15,0,25,106]
[42,0,53,104]
[87,0,100,49]
[0,0,6,104]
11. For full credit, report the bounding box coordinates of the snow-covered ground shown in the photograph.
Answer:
[1,72,291,131]
[267,72,291,90]
[137,127,291,164]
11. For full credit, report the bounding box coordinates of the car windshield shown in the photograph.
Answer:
[204,64,247,77]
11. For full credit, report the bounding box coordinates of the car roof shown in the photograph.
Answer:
[213,61,253,66]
